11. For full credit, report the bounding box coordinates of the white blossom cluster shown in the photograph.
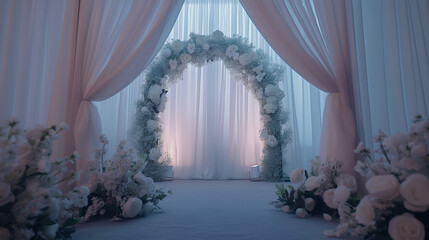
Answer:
[0,119,89,240]
[326,116,429,239]
[134,30,292,181]
[82,136,168,222]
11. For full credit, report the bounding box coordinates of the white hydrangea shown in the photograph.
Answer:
[266,135,278,147]
[149,148,162,161]
[147,84,163,104]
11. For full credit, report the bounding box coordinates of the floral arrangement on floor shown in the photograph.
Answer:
[133,30,292,181]
[325,115,429,239]
[0,119,89,240]
[272,157,359,219]
[81,135,170,222]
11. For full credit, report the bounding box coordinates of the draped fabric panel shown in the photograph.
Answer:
[240,0,356,173]
[350,0,429,147]
[97,0,327,178]
[47,0,184,184]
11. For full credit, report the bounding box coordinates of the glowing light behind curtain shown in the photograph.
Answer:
[351,0,429,147]
[96,0,327,178]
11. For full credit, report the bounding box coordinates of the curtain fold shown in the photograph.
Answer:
[48,0,184,185]
[240,0,357,173]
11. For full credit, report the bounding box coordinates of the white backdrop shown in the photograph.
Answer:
[96,0,327,179]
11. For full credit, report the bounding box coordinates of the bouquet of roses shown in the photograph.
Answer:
[273,157,358,219]
[326,115,429,239]
[81,135,170,222]
[0,119,89,240]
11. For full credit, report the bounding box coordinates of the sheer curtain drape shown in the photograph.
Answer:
[351,0,429,147]
[97,0,327,178]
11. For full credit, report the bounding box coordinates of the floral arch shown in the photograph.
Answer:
[134,30,291,181]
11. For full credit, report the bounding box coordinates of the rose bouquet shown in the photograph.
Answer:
[81,136,170,221]
[272,157,358,219]
[0,119,89,240]
[326,115,429,239]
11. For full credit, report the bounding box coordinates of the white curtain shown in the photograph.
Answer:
[350,0,429,147]
[240,0,357,173]
[0,0,75,127]
[97,0,327,178]
[47,0,183,185]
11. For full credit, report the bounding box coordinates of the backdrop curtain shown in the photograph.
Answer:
[47,0,183,185]
[97,0,327,179]
[240,0,356,173]
[0,0,75,127]
[350,0,429,147]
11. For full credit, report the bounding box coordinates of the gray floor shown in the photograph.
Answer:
[74,180,337,240]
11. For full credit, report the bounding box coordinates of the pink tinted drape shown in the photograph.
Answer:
[240,0,356,173]
[48,0,183,185]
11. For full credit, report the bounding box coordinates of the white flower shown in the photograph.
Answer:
[289,168,304,183]
[335,173,357,192]
[196,35,207,45]
[333,186,350,205]
[160,77,168,86]
[411,143,427,158]
[78,185,90,196]
[323,213,332,221]
[252,65,263,74]
[256,89,264,99]
[259,129,268,140]
[202,43,210,51]
[305,176,321,191]
[171,40,185,53]
[169,59,178,70]
[140,106,149,115]
[43,224,58,239]
[354,142,365,153]
[180,53,192,64]
[323,189,339,209]
[103,180,116,191]
[143,202,154,214]
[261,114,271,123]
[400,173,429,212]
[281,205,290,213]
[296,208,308,218]
[148,84,163,104]
[122,198,143,218]
[264,103,278,114]
[187,43,195,54]
[210,30,224,41]
[264,84,285,99]
[59,122,69,131]
[0,227,10,240]
[305,198,316,211]
[388,213,425,240]
[37,157,51,173]
[133,172,146,185]
[149,148,162,161]
[382,133,409,150]
[162,48,171,58]
[256,72,266,82]
[226,45,239,58]
[355,197,375,226]
[265,135,278,147]
[146,120,158,132]
[366,174,400,200]
[238,53,252,66]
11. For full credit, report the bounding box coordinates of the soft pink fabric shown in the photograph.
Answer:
[240,0,356,173]
[48,0,183,185]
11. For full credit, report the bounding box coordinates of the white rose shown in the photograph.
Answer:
[149,148,162,161]
[388,213,425,240]
[411,143,427,158]
[265,135,278,147]
[366,174,400,200]
[355,197,375,226]
[323,213,332,221]
[147,84,163,104]
[140,106,149,115]
[305,176,321,191]
[146,120,158,132]
[0,182,13,206]
[43,224,58,239]
[259,129,268,140]
[143,202,154,214]
[335,173,357,192]
[78,185,90,196]
[0,227,10,240]
[180,53,192,64]
[382,133,409,150]
[238,53,252,66]
[37,158,51,173]
[323,189,339,209]
[226,45,238,58]
[169,59,178,70]
[289,168,304,183]
[202,43,210,51]
[256,72,266,82]
[187,43,195,54]
[305,198,316,211]
[354,141,365,153]
[400,173,429,212]
[264,103,278,114]
[161,48,171,58]
[281,205,290,213]
[296,208,308,218]
[171,40,185,53]
[210,30,224,41]
[256,89,264,99]
[122,198,143,218]
[264,84,285,99]
[333,186,351,204]
[252,64,263,74]
[134,172,146,185]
